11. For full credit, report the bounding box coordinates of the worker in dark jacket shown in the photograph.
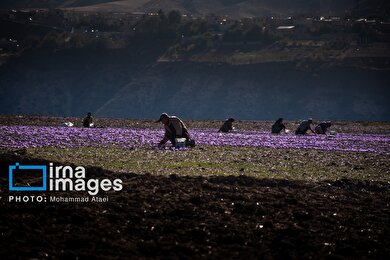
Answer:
[315,121,332,134]
[271,118,286,134]
[156,113,195,147]
[83,112,94,128]
[295,118,315,135]
[218,118,235,133]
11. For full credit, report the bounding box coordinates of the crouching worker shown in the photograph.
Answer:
[315,121,332,134]
[83,112,95,128]
[156,113,195,148]
[295,118,315,135]
[218,118,235,133]
[271,118,286,134]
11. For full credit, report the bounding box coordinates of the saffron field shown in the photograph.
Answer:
[1,125,389,154]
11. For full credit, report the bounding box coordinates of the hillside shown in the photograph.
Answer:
[0,7,389,120]
[1,47,389,120]
[0,0,382,17]
[0,0,116,9]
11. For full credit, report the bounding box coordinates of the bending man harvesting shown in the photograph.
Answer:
[156,113,195,148]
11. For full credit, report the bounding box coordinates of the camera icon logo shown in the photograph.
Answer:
[9,162,47,191]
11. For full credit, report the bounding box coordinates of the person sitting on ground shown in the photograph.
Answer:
[315,121,332,134]
[295,118,315,135]
[83,112,94,128]
[218,118,235,133]
[156,113,195,148]
[271,118,286,134]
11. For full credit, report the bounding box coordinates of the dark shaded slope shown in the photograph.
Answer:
[0,151,389,258]
[1,54,389,120]
[0,40,171,117]
[96,60,390,120]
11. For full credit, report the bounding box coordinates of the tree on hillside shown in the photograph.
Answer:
[244,25,263,42]
[180,19,209,36]
[168,10,181,25]
[223,23,243,42]
[134,10,182,39]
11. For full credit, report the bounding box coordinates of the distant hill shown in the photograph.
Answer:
[1,1,389,120]
[0,0,115,9]
[352,0,390,17]
[1,47,389,121]
[1,0,387,17]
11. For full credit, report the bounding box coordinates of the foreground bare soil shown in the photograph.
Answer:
[1,152,389,259]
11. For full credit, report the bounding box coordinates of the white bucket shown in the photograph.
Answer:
[327,131,337,139]
[175,138,186,148]
[61,122,74,127]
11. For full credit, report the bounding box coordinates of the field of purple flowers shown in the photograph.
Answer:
[1,125,389,155]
